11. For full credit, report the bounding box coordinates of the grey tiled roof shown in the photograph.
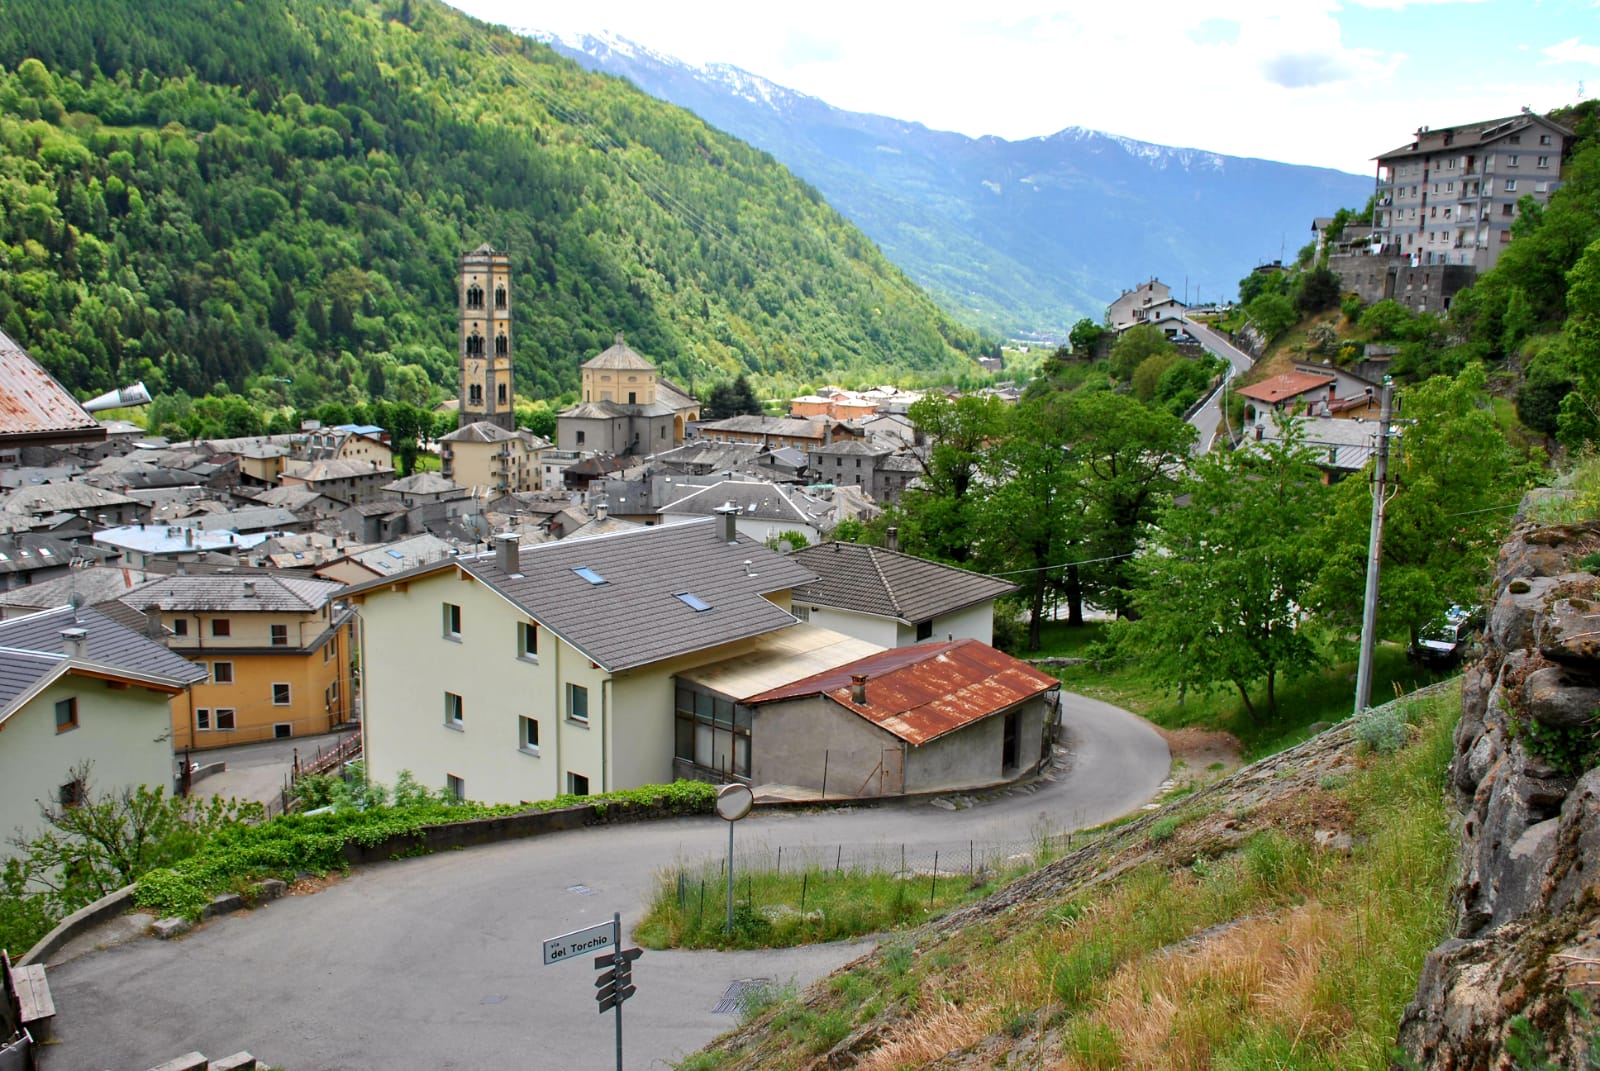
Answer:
[659,480,825,526]
[789,542,1017,624]
[121,573,343,613]
[355,518,817,672]
[0,605,206,716]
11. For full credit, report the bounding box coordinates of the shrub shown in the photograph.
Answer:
[1356,706,1412,755]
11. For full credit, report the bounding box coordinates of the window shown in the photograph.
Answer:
[212,661,234,684]
[567,683,589,725]
[495,286,506,309]
[674,592,712,612]
[211,618,231,638]
[466,334,484,357]
[466,285,484,310]
[55,697,78,733]
[495,334,508,356]
[520,716,540,754]
[447,774,465,800]
[59,776,85,808]
[1540,134,1553,146]
[627,391,637,404]
[274,723,292,739]
[1503,203,1514,216]
[1505,179,1518,192]
[271,624,289,647]
[915,620,935,641]
[674,687,751,777]
[469,384,483,406]
[444,691,464,728]
[497,382,507,404]
[517,621,538,660]
[1509,135,1521,145]
[216,708,236,730]
[197,708,211,731]
[324,639,334,663]
[172,618,188,637]
[272,683,291,706]
[567,772,589,796]
[575,430,586,445]
[573,567,606,585]
[1507,155,1519,167]
[1537,156,1550,169]
[443,602,462,639]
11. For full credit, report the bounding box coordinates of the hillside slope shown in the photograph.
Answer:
[538,32,1375,337]
[0,0,986,406]
[692,686,1462,1070]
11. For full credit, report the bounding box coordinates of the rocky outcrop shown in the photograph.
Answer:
[1397,500,1600,1067]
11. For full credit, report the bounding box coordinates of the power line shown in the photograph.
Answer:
[984,551,1135,578]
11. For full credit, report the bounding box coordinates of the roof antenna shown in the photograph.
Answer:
[67,589,84,623]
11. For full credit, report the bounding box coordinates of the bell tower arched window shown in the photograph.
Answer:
[466,285,484,310]
[494,334,508,356]
[466,333,485,357]
[495,286,507,309]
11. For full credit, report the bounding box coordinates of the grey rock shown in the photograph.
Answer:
[1312,829,1354,853]
[1537,594,1600,667]
[1488,575,1563,653]
[151,917,192,940]
[252,878,287,902]
[1522,666,1600,729]
[211,1055,259,1071]
[202,892,245,920]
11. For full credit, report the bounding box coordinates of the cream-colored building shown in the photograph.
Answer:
[0,606,207,855]
[348,516,818,803]
[438,421,550,494]
[556,335,701,457]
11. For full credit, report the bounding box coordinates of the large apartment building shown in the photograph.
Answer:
[1371,111,1571,272]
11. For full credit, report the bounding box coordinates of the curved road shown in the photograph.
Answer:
[41,693,1167,1071]
[1181,316,1255,454]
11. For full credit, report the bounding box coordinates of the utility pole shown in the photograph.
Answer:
[1354,377,1396,714]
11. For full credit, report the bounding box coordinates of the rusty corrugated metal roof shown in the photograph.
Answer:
[747,639,1059,746]
[0,328,102,441]
[1235,371,1335,406]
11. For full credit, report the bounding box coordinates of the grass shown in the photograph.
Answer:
[637,861,1002,951]
[717,685,1462,1071]
[1030,620,1453,758]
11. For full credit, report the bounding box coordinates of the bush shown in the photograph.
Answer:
[1356,705,1412,755]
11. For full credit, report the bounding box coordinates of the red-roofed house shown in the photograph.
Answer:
[745,639,1059,796]
[0,328,105,465]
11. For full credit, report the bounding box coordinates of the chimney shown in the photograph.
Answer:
[595,501,608,521]
[184,527,194,547]
[495,532,521,574]
[885,526,899,553]
[715,503,739,544]
[60,627,87,659]
[850,674,868,705]
[144,606,164,639]
[243,580,256,598]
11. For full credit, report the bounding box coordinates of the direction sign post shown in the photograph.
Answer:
[589,913,644,1071]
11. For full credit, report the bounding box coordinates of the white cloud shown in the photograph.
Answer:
[1542,37,1600,64]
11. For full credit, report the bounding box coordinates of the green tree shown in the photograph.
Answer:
[1293,266,1341,315]
[1069,318,1107,357]
[892,393,1010,563]
[704,374,763,419]
[1313,364,1534,649]
[1246,292,1297,341]
[1123,422,1327,721]
[1068,390,1196,618]
[1556,239,1600,448]
[1109,324,1175,382]
[974,390,1088,646]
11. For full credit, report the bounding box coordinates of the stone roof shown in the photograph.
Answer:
[346,534,459,575]
[0,328,103,443]
[789,542,1017,624]
[122,573,343,614]
[581,333,656,372]
[0,482,137,515]
[0,605,207,719]
[193,507,298,532]
[439,421,520,444]
[0,565,151,614]
[660,479,827,527]
[281,458,394,482]
[811,438,892,458]
[383,472,461,495]
[348,518,817,673]
[699,415,825,439]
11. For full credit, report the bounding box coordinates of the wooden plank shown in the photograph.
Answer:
[13,964,53,1024]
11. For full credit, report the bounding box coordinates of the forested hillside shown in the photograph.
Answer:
[0,0,987,411]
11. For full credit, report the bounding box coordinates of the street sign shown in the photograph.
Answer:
[596,985,636,1013]
[542,921,614,966]
[594,948,644,970]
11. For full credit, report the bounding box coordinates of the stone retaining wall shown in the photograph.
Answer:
[1397,493,1600,1066]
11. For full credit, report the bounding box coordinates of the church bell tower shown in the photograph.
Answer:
[458,244,514,430]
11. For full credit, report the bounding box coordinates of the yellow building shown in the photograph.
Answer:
[438,421,550,494]
[122,574,355,751]
[458,244,515,431]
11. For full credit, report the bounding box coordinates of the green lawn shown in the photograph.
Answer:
[1029,620,1453,758]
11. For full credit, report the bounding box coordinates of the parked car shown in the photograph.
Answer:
[1411,605,1484,668]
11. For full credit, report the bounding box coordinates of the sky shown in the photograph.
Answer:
[450,0,1597,175]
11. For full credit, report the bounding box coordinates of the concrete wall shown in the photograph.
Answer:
[802,605,900,649]
[752,694,901,796]
[902,698,1048,794]
[0,675,176,856]
[899,602,996,647]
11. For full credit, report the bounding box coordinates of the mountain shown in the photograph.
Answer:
[535,32,1376,338]
[0,0,987,409]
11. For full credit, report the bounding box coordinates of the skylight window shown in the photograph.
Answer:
[574,567,608,585]
[674,592,712,612]
[386,550,405,560]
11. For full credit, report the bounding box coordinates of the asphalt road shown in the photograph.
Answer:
[1181,316,1256,454]
[41,693,1168,1071]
